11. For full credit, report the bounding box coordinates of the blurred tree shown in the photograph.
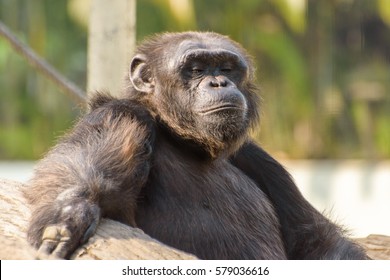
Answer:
[87,0,136,97]
[0,0,86,159]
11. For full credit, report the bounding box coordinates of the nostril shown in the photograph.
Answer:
[220,80,227,87]
[209,80,219,87]
[209,77,228,87]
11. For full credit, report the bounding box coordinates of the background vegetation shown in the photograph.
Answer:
[0,0,389,160]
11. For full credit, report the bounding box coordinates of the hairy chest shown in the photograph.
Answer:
[135,143,285,259]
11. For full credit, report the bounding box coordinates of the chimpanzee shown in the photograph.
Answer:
[24,31,368,260]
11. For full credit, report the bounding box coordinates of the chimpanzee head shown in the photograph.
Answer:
[128,32,260,158]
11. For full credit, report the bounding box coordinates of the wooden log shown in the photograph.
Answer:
[356,235,390,260]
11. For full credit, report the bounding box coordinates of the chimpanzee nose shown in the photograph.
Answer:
[209,76,228,87]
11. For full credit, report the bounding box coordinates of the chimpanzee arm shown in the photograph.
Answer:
[230,141,368,259]
[23,94,154,259]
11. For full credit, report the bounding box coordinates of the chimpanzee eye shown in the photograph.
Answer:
[220,63,234,73]
[221,68,232,73]
[191,68,204,74]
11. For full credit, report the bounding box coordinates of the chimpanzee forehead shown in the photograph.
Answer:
[175,37,241,55]
[165,37,246,71]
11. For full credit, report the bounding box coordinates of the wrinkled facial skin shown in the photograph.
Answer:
[129,32,259,157]
[178,48,249,138]
[161,41,251,148]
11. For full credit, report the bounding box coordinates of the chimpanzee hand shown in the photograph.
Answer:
[27,198,100,259]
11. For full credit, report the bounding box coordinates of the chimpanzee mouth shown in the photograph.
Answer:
[197,104,244,115]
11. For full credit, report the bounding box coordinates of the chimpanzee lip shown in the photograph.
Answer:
[197,104,244,115]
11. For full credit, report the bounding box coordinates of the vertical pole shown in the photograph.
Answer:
[87,0,136,97]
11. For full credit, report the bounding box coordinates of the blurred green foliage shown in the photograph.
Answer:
[0,0,389,159]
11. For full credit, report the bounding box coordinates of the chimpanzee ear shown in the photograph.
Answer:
[129,54,155,94]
